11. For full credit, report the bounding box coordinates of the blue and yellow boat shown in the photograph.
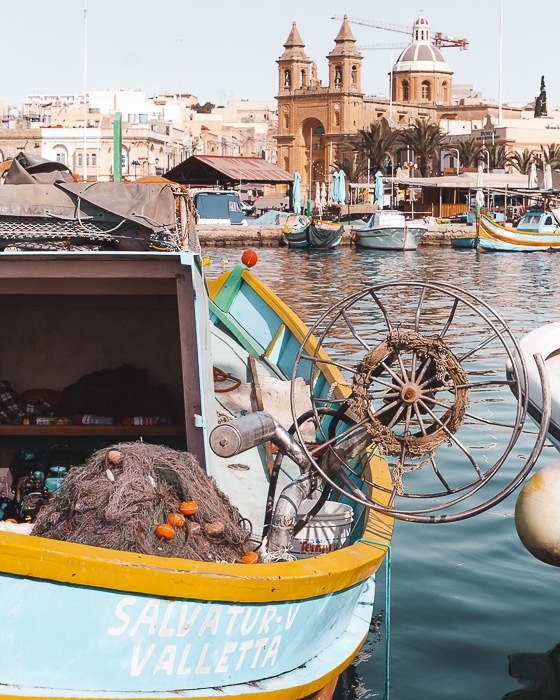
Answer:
[0,165,393,699]
[478,207,560,251]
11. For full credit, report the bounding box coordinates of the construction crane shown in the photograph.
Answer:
[332,15,469,50]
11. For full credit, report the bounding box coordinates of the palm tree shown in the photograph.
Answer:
[510,149,534,175]
[448,139,484,168]
[399,118,446,177]
[540,144,560,169]
[333,155,365,183]
[484,144,511,170]
[354,122,400,175]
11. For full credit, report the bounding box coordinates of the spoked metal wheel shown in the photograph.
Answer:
[290,280,546,522]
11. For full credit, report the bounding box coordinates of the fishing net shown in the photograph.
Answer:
[32,441,253,563]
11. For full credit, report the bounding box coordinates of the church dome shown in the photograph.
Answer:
[393,15,452,74]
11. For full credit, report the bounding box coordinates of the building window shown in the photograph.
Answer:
[334,65,342,85]
[284,69,291,88]
[442,81,449,102]
[91,153,97,166]
[421,81,431,100]
[351,65,357,84]
[300,69,306,87]
[77,153,82,166]
[402,80,409,101]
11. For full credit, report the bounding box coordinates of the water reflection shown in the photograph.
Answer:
[502,643,560,699]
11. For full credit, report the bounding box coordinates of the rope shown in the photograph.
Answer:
[213,366,242,393]
[359,538,392,700]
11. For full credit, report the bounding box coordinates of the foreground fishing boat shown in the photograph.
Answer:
[0,157,394,699]
[351,210,426,250]
[282,214,343,249]
[478,207,560,252]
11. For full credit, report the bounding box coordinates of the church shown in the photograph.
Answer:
[275,14,508,191]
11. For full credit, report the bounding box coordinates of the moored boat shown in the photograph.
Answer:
[352,210,426,250]
[282,214,343,249]
[478,207,560,252]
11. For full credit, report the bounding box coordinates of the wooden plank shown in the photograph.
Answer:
[248,353,275,476]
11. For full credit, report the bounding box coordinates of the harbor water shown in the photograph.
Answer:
[207,244,560,700]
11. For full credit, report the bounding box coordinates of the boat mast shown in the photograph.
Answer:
[83,0,88,181]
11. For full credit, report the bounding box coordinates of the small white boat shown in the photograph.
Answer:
[352,210,426,251]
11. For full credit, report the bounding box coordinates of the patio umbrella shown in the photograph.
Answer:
[475,164,484,212]
[315,181,322,216]
[338,169,346,205]
[293,172,301,214]
[544,163,553,190]
[528,162,538,189]
[321,182,328,209]
[374,171,384,209]
[331,171,340,205]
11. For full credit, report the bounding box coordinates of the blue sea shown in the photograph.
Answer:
[207,244,560,700]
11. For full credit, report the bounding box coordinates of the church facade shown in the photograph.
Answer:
[275,15,507,189]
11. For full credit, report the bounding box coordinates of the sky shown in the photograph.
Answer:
[2,0,557,112]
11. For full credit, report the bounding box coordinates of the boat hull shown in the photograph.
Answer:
[479,214,560,252]
[0,496,391,698]
[450,235,476,249]
[510,321,560,454]
[353,225,426,250]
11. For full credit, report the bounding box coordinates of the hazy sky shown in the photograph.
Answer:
[3,0,555,110]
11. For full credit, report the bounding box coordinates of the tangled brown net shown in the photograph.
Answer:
[32,442,252,563]
[349,331,469,459]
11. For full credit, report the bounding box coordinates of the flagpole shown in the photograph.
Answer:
[83,0,88,181]
[498,0,503,125]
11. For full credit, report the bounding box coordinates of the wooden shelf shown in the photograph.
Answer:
[0,425,185,437]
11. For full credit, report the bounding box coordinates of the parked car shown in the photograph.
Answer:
[240,200,256,216]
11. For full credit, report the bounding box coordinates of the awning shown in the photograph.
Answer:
[164,156,293,188]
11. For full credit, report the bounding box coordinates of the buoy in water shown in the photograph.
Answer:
[515,460,560,566]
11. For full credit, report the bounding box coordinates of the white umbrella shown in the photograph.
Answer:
[315,182,322,216]
[293,172,301,214]
[320,182,327,209]
[338,169,346,205]
[544,163,553,190]
[475,164,484,211]
[528,162,538,189]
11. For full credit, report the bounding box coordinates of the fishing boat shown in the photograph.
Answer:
[450,233,477,249]
[282,213,343,249]
[351,210,426,251]
[478,207,560,252]
[0,158,394,699]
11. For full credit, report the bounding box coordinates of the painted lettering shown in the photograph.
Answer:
[177,643,192,675]
[258,605,277,634]
[159,602,175,637]
[177,603,201,637]
[225,606,244,635]
[107,596,136,636]
[285,604,300,630]
[198,605,221,636]
[195,643,211,674]
[215,641,238,673]
[250,637,268,669]
[153,645,176,675]
[130,600,159,637]
[235,639,254,671]
[262,635,282,667]
[240,608,261,636]
[130,644,155,676]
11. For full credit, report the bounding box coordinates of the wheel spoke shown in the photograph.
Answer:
[458,331,499,362]
[372,398,402,421]
[417,399,483,477]
[439,298,459,338]
[414,288,426,332]
[341,310,370,351]
[369,290,393,331]
[385,401,408,429]
[455,379,516,390]
[298,354,357,374]
[430,455,453,493]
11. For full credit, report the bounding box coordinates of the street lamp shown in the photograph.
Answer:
[481,148,490,173]
[131,160,140,179]
[449,148,460,175]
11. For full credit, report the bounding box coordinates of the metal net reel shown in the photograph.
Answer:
[290,280,547,523]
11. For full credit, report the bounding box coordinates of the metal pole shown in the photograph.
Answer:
[389,50,393,121]
[83,0,88,181]
[309,127,313,202]
[498,0,503,125]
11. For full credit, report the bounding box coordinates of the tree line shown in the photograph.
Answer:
[335,119,560,180]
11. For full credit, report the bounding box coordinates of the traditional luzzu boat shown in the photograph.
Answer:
[282,213,343,249]
[0,154,554,698]
[478,206,560,252]
[351,210,426,251]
